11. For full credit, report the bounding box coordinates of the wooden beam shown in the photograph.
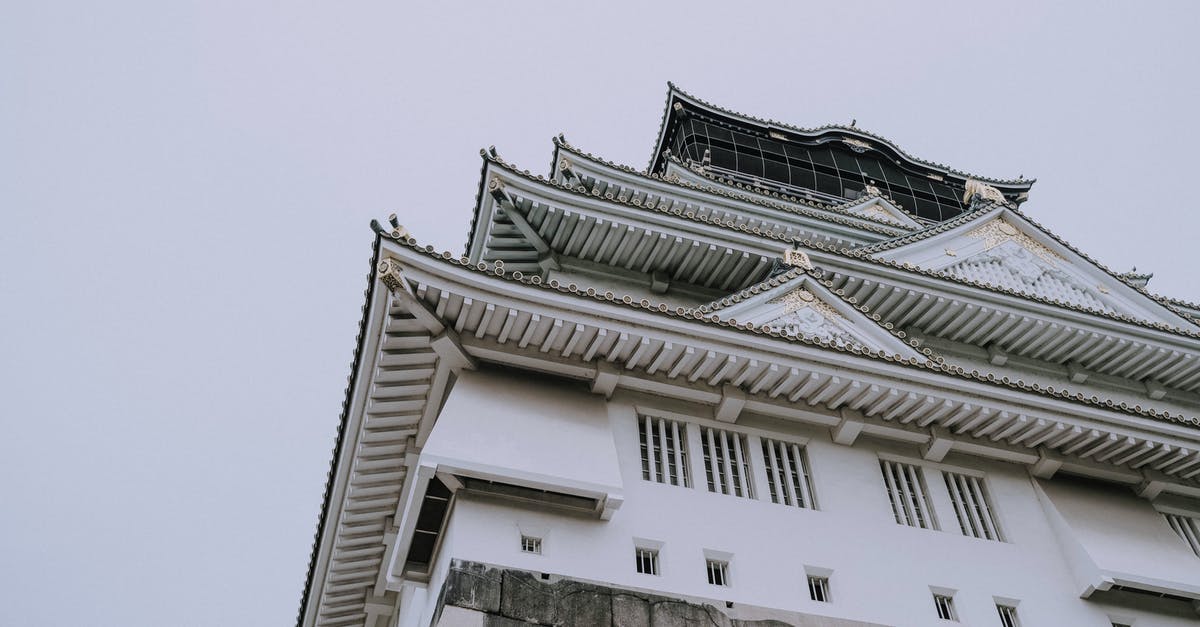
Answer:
[831,409,866,446]
[714,384,747,423]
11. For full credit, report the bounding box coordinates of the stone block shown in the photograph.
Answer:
[612,593,651,627]
[483,615,536,627]
[650,600,732,627]
[443,560,502,613]
[557,580,612,625]
[500,570,558,624]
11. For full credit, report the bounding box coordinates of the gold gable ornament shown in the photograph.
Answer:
[784,249,814,270]
[962,179,1009,206]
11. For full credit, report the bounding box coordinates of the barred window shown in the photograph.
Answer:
[706,559,730,586]
[933,594,957,621]
[880,459,936,529]
[807,576,830,602]
[996,604,1020,627]
[1164,512,1200,557]
[762,437,816,509]
[635,548,659,575]
[520,536,541,554]
[638,415,690,487]
[700,427,754,498]
[944,472,1003,541]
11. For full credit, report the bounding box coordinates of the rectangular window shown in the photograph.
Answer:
[635,548,659,575]
[701,427,754,498]
[807,576,830,602]
[880,459,936,529]
[1164,512,1200,557]
[933,594,957,621]
[706,559,730,586]
[944,471,1003,541]
[638,416,690,487]
[520,536,541,554]
[996,604,1020,627]
[762,438,816,509]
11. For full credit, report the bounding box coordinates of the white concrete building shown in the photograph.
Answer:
[299,85,1200,627]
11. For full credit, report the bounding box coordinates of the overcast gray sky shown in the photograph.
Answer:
[3,2,1199,625]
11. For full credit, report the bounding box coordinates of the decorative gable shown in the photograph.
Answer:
[870,211,1188,326]
[844,197,922,230]
[705,270,924,358]
[945,223,1113,313]
[761,287,860,347]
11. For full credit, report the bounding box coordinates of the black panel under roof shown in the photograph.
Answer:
[667,117,981,223]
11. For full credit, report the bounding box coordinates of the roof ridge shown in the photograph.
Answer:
[379,225,1198,429]
[1005,206,1200,330]
[695,265,934,359]
[551,137,912,237]
[850,203,1005,255]
[659,152,924,229]
[659,82,1033,187]
[802,235,1200,340]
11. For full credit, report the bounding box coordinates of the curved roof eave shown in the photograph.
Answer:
[552,135,916,237]
[378,226,1198,430]
[649,82,1035,190]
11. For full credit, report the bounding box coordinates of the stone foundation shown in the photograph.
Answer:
[432,559,886,627]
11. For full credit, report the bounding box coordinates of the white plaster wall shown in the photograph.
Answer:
[1036,476,1200,592]
[421,369,622,496]
[414,378,1200,627]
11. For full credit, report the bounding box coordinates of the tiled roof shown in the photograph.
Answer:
[380,224,1200,429]
[695,266,930,358]
[838,203,1200,333]
[297,239,383,627]
[552,136,915,236]
[650,82,1033,187]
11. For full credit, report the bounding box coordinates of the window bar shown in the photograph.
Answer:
[956,474,987,538]
[954,474,985,538]
[779,440,799,507]
[880,460,906,525]
[657,416,671,485]
[642,415,654,481]
[944,473,974,537]
[765,439,783,504]
[719,430,736,496]
[793,443,814,508]
[904,463,930,528]
[1167,514,1200,555]
[967,476,1000,540]
[1183,518,1200,554]
[671,420,685,487]
[891,462,918,526]
[705,427,722,493]
[731,432,750,498]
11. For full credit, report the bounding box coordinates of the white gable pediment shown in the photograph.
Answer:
[872,212,1188,326]
[711,273,922,358]
[844,197,922,229]
[758,288,861,347]
[945,238,1115,313]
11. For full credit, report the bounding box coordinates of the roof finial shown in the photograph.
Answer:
[850,118,857,127]
[963,179,1009,207]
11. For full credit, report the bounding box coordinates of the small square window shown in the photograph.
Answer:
[933,594,957,621]
[706,559,729,587]
[520,535,541,554]
[807,576,830,602]
[635,548,659,575]
[996,604,1020,627]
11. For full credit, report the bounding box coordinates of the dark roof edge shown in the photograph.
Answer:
[650,82,1034,189]
[553,135,913,236]
[296,232,383,627]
